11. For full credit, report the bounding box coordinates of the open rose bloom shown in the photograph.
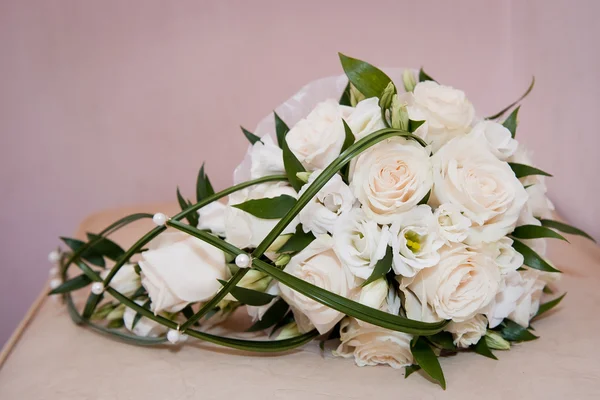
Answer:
[52,54,594,390]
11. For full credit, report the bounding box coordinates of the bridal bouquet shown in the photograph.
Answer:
[48,53,594,389]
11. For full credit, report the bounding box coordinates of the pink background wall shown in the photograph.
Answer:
[1,0,599,347]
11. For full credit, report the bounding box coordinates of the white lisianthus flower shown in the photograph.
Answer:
[123,300,168,337]
[509,269,546,327]
[445,314,488,348]
[345,97,386,139]
[248,135,285,180]
[474,236,524,275]
[224,182,298,249]
[470,120,518,161]
[400,243,501,322]
[333,207,391,280]
[279,235,358,334]
[139,232,230,314]
[356,279,401,328]
[407,81,475,151]
[197,201,227,236]
[434,203,472,244]
[298,171,355,235]
[333,317,413,369]
[389,205,444,278]
[100,263,140,297]
[286,99,352,171]
[350,137,433,224]
[486,270,525,328]
[431,135,528,245]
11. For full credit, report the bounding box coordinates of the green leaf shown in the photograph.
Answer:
[269,311,295,337]
[48,274,92,295]
[60,237,105,267]
[511,225,568,242]
[218,279,276,306]
[409,119,426,133]
[362,246,393,287]
[82,293,103,320]
[474,337,498,360]
[487,77,535,120]
[232,195,297,219]
[338,53,393,98]
[107,319,125,329]
[534,293,566,319]
[241,126,262,145]
[274,112,290,149]
[282,135,306,192]
[405,365,421,379]
[247,298,289,332]
[339,82,352,106]
[340,120,356,183]
[176,187,199,227]
[539,219,596,243]
[277,225,315,253]
[499,319,539,342]
[196,163,215,203]
[512,239,561,273]
[130,285,147,299]
[508,162,552,178]
[502,106,520,138]
[411,337,446,390]
[418,68,436,83]
[418,190,431,205]
[427,332,456,351]
[86,233,125,261]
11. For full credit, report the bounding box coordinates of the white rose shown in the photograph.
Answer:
[197,201,227,236]
[474,236,524,275]
[445,314,488,348]
[509,269,545,327]
[139,232,230,314]
[345,97,386,139]
[486,270,525,328]
[434,203,472,244]
[298,171,355,235]
[470,120,518,161]
[248,135,285,180]
[431,135,528,244]
[400,243,501,322]
[101,263,140,297]
[123,300,168,337]
[390,205,444,277]
[224,182,298,249]
[279,234,358,334]
[332,207,391,280]
[286,99,352,170]
[350,137,433,224]
[408,81,475,151]
[333,317,413,369]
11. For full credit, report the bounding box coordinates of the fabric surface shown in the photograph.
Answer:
[1,204,599,399]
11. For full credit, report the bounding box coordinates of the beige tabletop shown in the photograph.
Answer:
[1,204,600,399]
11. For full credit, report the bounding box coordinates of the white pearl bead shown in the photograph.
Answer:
[48,266,59,277]
[167,329,181,344]
[152,212,168,226]
[49,278,62,290]
[48,250,61,264]
[91,282,104,295]
[235,253,251,269]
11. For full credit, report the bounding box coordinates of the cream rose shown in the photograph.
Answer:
[445,314,488,348]
[123,300,168,337]
[298,171,355,235]
[278,234,358,334]
[224,182,298,249]
[333,317,413,369]
[434,203,472,244]
[345,97,386,139]
[390,205,444,277]
[350,137,433,224]
[400,243,501,322]
[431,135,528,244]
[333,207,391,280]
[470,120,518,161]
[408,81,475,151]
[139,232,230,314]
[197,201,227,236]
[101,263,140,297]
[286,99,352,170]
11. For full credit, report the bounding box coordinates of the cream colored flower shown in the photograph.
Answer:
[446,314,488,348]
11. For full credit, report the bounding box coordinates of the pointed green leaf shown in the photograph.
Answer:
[218,279,276,306]
[499,319,538,342]
[274,112,290,149]
[82,292,103,320]
[503,106,520,138]
[487,77,535,120]
[176,187,198,226]
[534,293,566,319]
[277,225,315,253]
[86,233,125,261]
[474,337,498,360]
[508,163,552,178]
[339,82,352,106]
[269,311,295,337]
[411,337,446,389]
[512,239,561,273]
[539,219,596,243]
[232,195,297,219]
[247,298,289,332]
[409,119,426,133]
[340,119,356,183]
[418,68,436,83]
[362,246,393,287]
[418,190,431,205]
[241,126,262,145]
[196,163,215,202]
[511,225,568,242]
[338,53,392,98]
[427,332,456,351]
[60,237,105,267]
[48,274,92,295]
[405,365,421,379]
[282,135,306,192]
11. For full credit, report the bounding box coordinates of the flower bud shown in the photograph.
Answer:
[296,171,312,184]
[275,254,291,267]
[267,234,293,253]
[91,302,115,321]
[390,95,409,131]
[276,322,300,340]
[403,70,417,92]
[106,304,126,321]
[378,82,396,110]
[350,84,366,107]
[485,330,511,350]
